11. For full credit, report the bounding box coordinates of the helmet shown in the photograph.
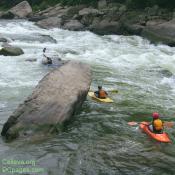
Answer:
[43,48,46,52]
[98,86,102,89]
[152,112,159,119]
[153,119,163,131]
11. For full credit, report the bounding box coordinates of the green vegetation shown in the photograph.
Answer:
[0,0,175,11]
[126,0,175,9]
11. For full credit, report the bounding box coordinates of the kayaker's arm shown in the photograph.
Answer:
[94,91,99,97]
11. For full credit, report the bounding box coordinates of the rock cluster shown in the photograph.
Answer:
[27,0,175,46]
[1,0,175,46]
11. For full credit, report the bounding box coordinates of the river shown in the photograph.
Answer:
[0,20,175,175]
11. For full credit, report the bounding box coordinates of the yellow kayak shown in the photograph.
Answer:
[88,92,114,103]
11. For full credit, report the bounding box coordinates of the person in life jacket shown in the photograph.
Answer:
[149,112,163,133]
[95,86,108,99]
[43,48,52,65]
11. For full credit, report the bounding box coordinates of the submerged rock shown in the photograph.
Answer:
[159,69,173,78]
[25,58,37,62]
[0,46,24,56]
[1,61,92,141]
[0,38,8,42]
[1,33,57,44]
[40,35,57,43]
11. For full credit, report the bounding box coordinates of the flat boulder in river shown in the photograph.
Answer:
[1,61,92,141]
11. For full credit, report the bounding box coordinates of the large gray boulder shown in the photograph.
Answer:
[63,20,84,31]
[66,5,87,18]
[9,1,32,18]
[0,1,32,19]
[36,17,62,29]
[1,61,92,141]
[33,4,85,24]
[0,46,24,56]
[122,23,144,35]
[90,19,121,35]
[79,8,102,16]
[1,33,57,43]
[35,4,62,17]
[98,0,107,9]
[142,19,175,46]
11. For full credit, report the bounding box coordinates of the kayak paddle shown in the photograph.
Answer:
[163,122,174,128]
[128,121,174,128]
[89,89,118,93]
[108,89,118,93]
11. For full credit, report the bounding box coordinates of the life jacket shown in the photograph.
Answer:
[153,119,163,131]
[99,90,107,98]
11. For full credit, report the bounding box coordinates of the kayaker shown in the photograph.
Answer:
[149,112,163,133]
[43,48,52,65]
[95,86,108,99]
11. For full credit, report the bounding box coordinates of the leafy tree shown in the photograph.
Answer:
[0,0,175,10]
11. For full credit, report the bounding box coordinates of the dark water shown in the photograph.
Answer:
[0,20,175,175]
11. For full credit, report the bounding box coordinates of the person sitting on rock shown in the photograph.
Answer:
[95,86,108,99]
[43,48,52,65]
[149,112,163,134]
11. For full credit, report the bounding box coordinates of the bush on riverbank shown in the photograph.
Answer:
[126,0,175,9]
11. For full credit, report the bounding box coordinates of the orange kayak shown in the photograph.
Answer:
[139,122,171,143]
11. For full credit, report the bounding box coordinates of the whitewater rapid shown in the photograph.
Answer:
[1,20,175,113]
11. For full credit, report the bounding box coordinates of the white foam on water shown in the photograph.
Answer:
[0,20,175,108]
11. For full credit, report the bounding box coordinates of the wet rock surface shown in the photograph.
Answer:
[1,61,92,141]
[0,46,24,56]
[0,1,32,19]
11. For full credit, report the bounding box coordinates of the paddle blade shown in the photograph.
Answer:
[164,122,174,128]
[109,89,118,93]
[128,121,138,126]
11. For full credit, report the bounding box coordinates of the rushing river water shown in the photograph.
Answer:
[0,20,175,175]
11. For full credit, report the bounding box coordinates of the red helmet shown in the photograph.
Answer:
[152,112,159,119]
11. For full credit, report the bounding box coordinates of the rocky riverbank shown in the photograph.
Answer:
[0,0,175,46]
[31,1,175,46]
